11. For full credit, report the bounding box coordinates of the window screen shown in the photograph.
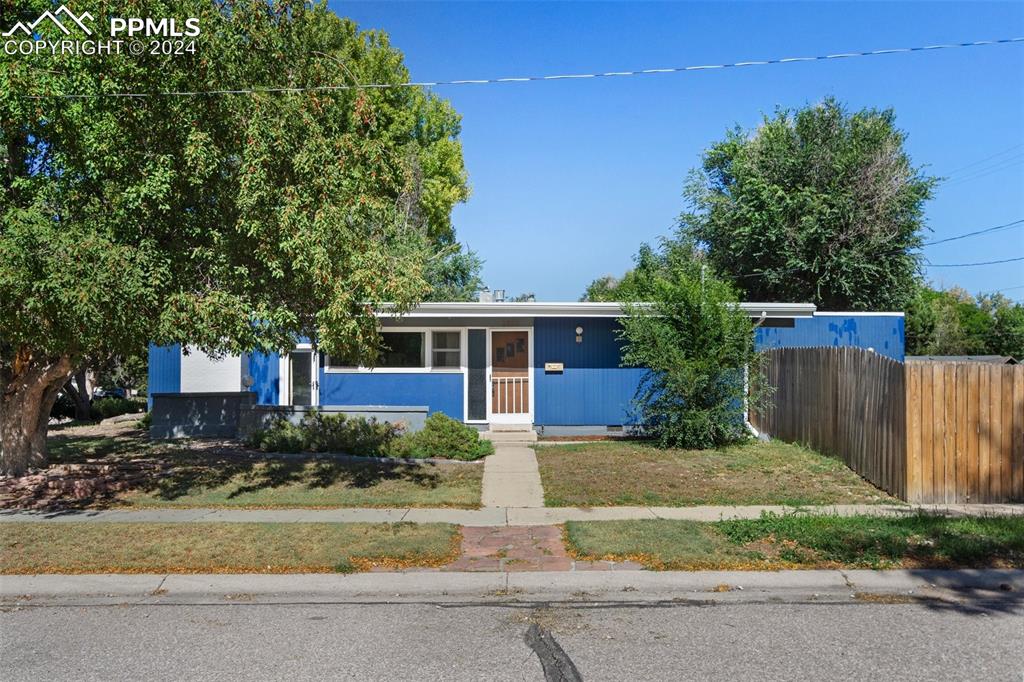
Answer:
[467,330,486,420]
[379,332,424,368]
[432,331,461,368]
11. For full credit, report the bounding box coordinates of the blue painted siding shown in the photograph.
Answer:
[318,371,464,421]
[755,314,905,361]
[147,343,181,409]
[533,318,645,426]
[247,352,280,405]
[151,312,904,426]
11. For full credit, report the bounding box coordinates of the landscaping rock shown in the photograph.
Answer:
[0,460,168,510]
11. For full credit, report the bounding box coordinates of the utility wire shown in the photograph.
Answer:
[731,218,1024,281]
[926,256,1024,267]
[923,218,1024,246]
[941,142,1024,177]
[941,155,1024,187]
[20,36,1024,99]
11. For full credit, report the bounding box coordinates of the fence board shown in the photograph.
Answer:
[943,364,955,503]
[990,368,1003,501]
[752,347,1023,503]
[955,364,968,502]
[978,368,991,502]
[906,363,921,501]
[967,364,980,502]
[1000,365,1013,502]
[1014,368,1024,500]
[920,364,934,498]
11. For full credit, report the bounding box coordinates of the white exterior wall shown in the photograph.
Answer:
[180,349,242,393]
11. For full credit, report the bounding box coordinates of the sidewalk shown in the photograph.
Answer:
[3,503,1021,525]
[480,445,544,508]
[3,569,1021,605]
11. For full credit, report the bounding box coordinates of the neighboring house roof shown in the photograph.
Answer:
[906,355,1019,365]
[378,301,819,319]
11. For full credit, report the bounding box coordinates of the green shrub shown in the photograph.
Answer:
[249,411,401,455]
[136,411,152,430]
[92,397,146,419]
[387,412,494,461]
[618,255,758,450]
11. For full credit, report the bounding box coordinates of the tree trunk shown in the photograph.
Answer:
[63,367,93,421]
[0,351,73,477]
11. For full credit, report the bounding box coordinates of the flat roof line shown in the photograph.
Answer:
[377,301,819,319]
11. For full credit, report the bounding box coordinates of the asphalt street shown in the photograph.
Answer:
[3,595,1022,681]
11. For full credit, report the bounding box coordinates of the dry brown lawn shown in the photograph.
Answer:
[536,439,895,507]
[0,522,459,574]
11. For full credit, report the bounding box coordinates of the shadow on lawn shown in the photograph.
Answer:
[145,454,446,502]
[8,427,447,512]
[46,428,155,463]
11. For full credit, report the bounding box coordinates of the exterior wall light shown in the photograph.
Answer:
[575,326,583,343]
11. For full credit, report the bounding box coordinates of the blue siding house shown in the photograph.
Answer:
[150,302,904,435]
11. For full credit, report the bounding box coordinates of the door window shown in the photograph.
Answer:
[289,350,312,406]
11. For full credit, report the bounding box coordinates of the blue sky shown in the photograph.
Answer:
[334,1,1024,302]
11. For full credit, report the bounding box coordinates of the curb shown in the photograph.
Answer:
[2,569,1020,604]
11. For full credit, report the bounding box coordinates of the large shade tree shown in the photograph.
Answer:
[679,98,936,311]
[906,285,1024,358]
[0,1,469,474]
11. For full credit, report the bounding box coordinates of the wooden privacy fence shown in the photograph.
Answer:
[750,347,1024,503]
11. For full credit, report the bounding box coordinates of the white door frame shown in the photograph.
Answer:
[279,344,319,406]
[486,327,534,424]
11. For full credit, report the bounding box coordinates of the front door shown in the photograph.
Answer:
[288,349,317,406]
[488,329,532,423]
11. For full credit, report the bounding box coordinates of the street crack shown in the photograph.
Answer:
[524,623,583,682]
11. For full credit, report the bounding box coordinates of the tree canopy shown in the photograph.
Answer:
[678,98,936,311]
[905,285,1024,359]
[0,1,469,473]
[618,249,757,449]
[581,239,705,302]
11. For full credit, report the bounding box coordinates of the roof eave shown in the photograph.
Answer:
[376,301,817,319]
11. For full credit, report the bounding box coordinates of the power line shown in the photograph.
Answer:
[923,218,1024,246]
[942,142,1024,177]
[731,218,1024,281]
[941,155,1024,187]
[926,256,1024,267]
[20,35,1024,99]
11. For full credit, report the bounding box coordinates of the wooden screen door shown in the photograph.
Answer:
[488,329,531,423]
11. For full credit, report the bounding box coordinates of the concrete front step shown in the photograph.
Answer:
[481,429,537,443]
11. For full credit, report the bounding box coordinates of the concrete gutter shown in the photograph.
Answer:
[1,570,1020,606]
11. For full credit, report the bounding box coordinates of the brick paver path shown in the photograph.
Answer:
[442,525,643,572]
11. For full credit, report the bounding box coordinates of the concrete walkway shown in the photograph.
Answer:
[2,503,1021,526]
[480,444,545,508]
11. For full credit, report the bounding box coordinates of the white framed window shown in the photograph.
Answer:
[431,331,461,368]
[323,328,463,373]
